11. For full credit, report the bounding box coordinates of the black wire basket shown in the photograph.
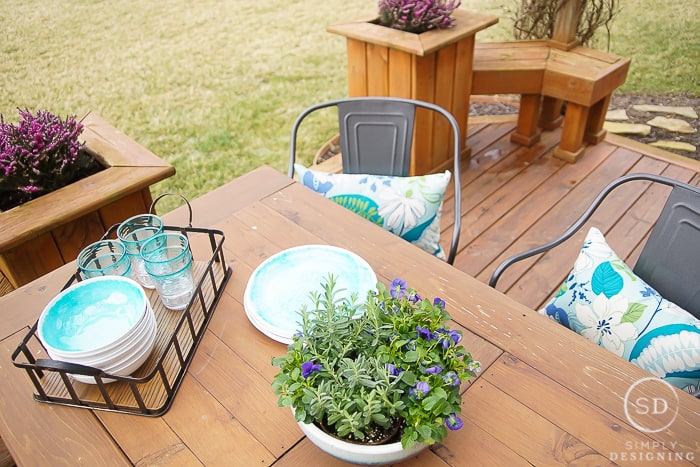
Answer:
[11,195,232,416]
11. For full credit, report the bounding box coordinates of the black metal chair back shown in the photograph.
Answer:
[633,181,700,317]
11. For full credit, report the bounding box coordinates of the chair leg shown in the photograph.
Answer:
[553,102,589,163]
[584,94,611,144]
[511,94,542,146]
[539,96,564,130]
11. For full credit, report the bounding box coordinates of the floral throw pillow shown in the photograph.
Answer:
[294,164,450,259]
[540,227,700,395]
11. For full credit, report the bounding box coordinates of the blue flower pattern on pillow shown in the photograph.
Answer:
[294,164,449,259]
[541,227,700,394]
[300,170,333,195]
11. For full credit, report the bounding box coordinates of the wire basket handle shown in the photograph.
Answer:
[150,193,193,227]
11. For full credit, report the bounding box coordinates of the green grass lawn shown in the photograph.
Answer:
[1,0,698,213]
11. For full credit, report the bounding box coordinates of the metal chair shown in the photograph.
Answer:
[489,173,700,320]
[288,97,462,264]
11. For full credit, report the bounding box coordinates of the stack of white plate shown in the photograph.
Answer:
[37,275,157,384]
[243,245,377,344]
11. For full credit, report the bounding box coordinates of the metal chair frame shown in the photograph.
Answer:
[489,173,700,320]
[288,97,462,264]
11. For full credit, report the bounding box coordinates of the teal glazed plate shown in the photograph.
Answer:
[243,245,377,344]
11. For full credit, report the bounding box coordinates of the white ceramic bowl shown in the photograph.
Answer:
[45,305,153,362]
[68,314,157,384]
[53,309,156,369]
[296,417,428,465]
[38,276,148,354]
[37,276,157,383]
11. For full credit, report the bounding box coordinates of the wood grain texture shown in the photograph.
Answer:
[484,354,690,465]
[0,437,13,467]
[0,232,65,287]
[346,38,368,97]
[327,10,497,57]
[0,334,131,466]
[331,11,497,175]
[96,409,202,465]
[465,379,614,466]
[1,120,699,465]
[551,0,584,45]
[471,39,630,159]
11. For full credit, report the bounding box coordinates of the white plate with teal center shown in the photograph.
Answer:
[243,245,377,344]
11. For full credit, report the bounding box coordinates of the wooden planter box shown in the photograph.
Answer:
[0,113,175,290]
[327,9,497,175]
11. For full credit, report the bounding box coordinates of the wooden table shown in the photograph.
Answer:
[0,166,697,466]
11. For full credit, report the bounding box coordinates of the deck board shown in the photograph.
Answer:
[440,114,700,311]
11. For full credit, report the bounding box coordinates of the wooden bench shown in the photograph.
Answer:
[471,40,630,162]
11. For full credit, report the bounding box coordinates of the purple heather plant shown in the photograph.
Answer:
[0,109,95,211]
[378,0,462,33]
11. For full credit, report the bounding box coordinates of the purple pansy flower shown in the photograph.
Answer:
[385,363,401,376]
[433,297,446,309]
[442,371,460,386]
[390,278,407,299]
[300,360,322,378]
[445,413,464,430]
[448,329,462,345]
[438,329,462,349]
[416,326,433,341]
[425,365,443,375]
[410,381,431,399]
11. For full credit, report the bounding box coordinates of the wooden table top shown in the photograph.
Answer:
[0,165,697,466]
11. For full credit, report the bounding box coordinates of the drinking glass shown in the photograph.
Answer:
[140,232,195,310]
[117,214,164,288]
[77,240,133,279]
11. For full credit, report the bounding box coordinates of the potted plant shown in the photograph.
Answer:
[327,2,498,175]
[0,109,100,211]
[272,275,481,464]
[377,0,462,33]
[0,109,174,290]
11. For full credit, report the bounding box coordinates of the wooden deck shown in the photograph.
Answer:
[1,115,698,467]
[440,114,700,311]
[3,114,700,316]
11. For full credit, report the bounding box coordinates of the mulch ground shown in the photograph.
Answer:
[470,93,700,161]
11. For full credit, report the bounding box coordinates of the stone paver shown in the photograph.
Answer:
[650,141,697,152]
[471,95,698,155]
[603,121,651,135]
[632,104,698,119]
[646,116,696,134]
[606,103,698,154]
[605,109,628,121]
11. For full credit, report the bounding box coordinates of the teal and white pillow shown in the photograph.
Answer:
[294,164,450,259]
[540,227,700,395]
